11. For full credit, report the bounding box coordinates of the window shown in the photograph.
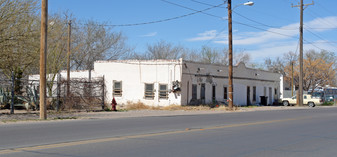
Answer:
[200,83,205,100]
[113,81,122,97]
[224,87,228,99]
[145,83,154,99]
[159,84,168,99]
[253,86,256,101]
[192,84,197,100]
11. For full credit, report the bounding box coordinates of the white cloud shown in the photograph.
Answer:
[187,30,225,41]
[247,40,336,63]
[187,16,337,63]
[188,16,337,46]
[305,16,337,32]
[140,32,157,37]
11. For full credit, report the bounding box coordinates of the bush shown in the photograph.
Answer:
[321,101,334,106]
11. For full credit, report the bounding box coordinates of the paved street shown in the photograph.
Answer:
[1,107,337,157]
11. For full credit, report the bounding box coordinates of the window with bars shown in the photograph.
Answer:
[113,81,122,97]
[145,83,154,99]
[159,84,168,99]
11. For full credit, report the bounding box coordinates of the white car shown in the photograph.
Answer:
[282,94,323,107]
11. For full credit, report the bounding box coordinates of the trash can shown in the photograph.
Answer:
[260,96,268,106]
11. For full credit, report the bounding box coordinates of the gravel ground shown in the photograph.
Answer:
[1,106,336,125]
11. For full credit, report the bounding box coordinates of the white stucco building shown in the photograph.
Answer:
[31,59,282,106]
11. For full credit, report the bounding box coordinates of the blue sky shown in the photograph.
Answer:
[49,0,337,63]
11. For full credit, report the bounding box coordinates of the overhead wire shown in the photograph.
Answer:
[304,26,337,50]
[306,10,337,29]
[187,0,331,52]
[161,0,223,19]
[162,0,299,40]
[75,2,224,27]
[232,11,296,30]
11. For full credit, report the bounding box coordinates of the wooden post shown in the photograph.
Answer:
[39,0,48,119]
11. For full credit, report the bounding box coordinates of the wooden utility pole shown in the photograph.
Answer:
[227,0,233,110]
[40,0,48,119]
[67,20,71,96]
[292,0,314,106]
[291,62,294,97]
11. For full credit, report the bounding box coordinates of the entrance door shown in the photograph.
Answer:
[247,86,251,106]
[269,87,272,105]
[212,85,216,102]
[200,83,205,104]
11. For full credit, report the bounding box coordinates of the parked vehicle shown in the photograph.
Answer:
[325,95,335,102]
[281,94,323,107]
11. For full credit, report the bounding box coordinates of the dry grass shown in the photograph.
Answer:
[123,101,233,111]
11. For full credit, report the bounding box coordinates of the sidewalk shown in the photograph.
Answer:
[1,106,336,124]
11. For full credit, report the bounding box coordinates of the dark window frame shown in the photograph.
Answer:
[113,81,122,97]
[144,83,155,99]
[224,86,228,99]
[159,84,168,99]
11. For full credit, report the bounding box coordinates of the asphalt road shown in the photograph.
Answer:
[1,107,337,157]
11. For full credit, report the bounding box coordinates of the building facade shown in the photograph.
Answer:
[31,59,282,106]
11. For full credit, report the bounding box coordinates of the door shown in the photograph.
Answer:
[212,85,216,102]
[200,83,205,104]
[269,87,272,105]
[247,86,251,106]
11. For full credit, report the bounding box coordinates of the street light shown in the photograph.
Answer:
[227,0,254,110]
[233,1,254,9]
[243,1,254,6]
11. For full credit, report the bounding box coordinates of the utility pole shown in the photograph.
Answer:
[67,20,71,97]
[291,62,294,97]
[227,0,234,110]
[292,0,314,106]
[40,0,48,119]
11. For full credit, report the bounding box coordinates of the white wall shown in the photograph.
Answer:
[181,61,281,106]
[29,59,281,107]
[94,60,182,106]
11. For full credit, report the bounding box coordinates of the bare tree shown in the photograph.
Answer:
[143,40,184,60]
[283,51,298,66]
[181,48,200,62]
[0,0,39,78]
[264,57,285,75]
[200,46,222,64]
[44,13,73,96]
[72,20,131,70]
[234,52,250,65]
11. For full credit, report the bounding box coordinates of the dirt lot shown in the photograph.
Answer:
[1,106,335,124]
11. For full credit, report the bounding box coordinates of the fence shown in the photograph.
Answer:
[0,74,106,113]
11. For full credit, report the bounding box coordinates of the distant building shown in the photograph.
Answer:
[30,59,282,106]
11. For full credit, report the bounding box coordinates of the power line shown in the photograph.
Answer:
[204,27,227,45]
[161,0,223,19]
[232,11,296,30]
[161,0,300,40]
[190,0,226,8]
[304,26,337,50]
[306,11,337,29]
[75,2,224,27]
[190,0,297,30]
